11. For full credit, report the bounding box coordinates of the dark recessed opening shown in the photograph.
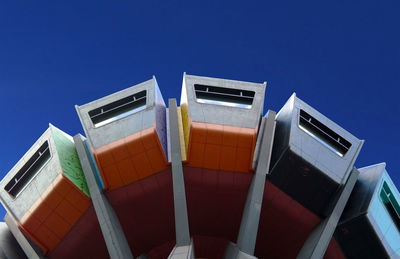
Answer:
[194,84,255,108]
[299,109,352,156]
[88,90,147,127]
[380,182,400,231]
[5,141,51,198]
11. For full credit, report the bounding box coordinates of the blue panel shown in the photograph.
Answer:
[82,139,105,190]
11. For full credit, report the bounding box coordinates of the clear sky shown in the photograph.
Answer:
[0,1,399,219]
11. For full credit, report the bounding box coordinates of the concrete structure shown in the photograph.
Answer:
[76,76,168,191]
[4,213,43,259]
[0,125,90,255]
[0,222,27,258]
[297,167,359,259]
[73,134,133,259]
[168,239,195,259]
[269,93,364,216]
[335,163,400,258]
[231,111,276,258]
[168,99,192,258]
[0,74,398,259]
[180,73,266,172]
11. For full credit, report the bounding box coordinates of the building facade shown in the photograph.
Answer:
[0,74,398,259]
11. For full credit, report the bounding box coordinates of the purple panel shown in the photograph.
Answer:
[154,81,167,157]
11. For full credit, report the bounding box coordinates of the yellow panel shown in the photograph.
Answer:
[176,107,187,161]
[180,101,190,156]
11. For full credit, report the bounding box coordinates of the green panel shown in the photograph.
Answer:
[52,127,90,197]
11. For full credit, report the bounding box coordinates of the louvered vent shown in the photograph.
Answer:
[299,109,351,156]
[89,90,147,127]
[194,84,255,109]
[5,141,51,197]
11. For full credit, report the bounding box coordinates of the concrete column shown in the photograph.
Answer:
[168,99,192,258]
[224,242,257,259]
[224,110,277,259]
[0,222,27,259]
[296,167,360,259]
[3,213,44,259]
[73,134,133,259]
[168,239,195,259]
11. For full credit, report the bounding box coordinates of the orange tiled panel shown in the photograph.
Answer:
[93,123,168,191]
[19,172,90,254]
[186,121,257,173]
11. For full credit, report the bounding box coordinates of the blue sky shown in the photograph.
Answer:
[0,1,399,219]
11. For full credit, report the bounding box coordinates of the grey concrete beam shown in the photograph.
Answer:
[296,167,360,259]
[252,115,266,169]
[4,214,44,259]
[224,242,257,259]
[168,99,191,247]
[168,239,195,259]
[0,222,27,259]
[73,134,133,259]
[235,110,276,257]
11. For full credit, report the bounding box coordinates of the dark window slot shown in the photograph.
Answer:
[88,90,147,127]
[5,141,51,197]
[299,109,352,156]
[194,84,255,107]
[380,182,400,231]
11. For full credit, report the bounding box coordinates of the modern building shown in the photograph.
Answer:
[0,74,398,259]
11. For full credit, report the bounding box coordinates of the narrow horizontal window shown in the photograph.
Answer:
[89,90,147,127]
[298,109,352,157]
[194,84,255,109]
[380,182,400,231]
[5,141,51,198]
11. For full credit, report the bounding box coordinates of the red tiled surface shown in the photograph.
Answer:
[93,124,168,191]
[186,122,257,173]
[106,169,176,257]
[325,238,346,259]
[255,182,320,258]
[48,205,109,259]
[147,240,175,259]
[184,167,253,241]
[255,182,346,259]
[192,235,229,259]
[45,167,345,258]
[19,172,90,254]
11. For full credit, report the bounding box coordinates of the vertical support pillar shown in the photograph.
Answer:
[73,134,134,259]
[0,222,27,259]
[168,239,195,259]
[224,110,276,259]
[296,167,360,259]
[4,213,45,259]
[167,99,194,259]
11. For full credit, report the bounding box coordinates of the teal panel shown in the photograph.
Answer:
[52,127,90,197]
[83,138,105,190]
[369,170,400,257]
